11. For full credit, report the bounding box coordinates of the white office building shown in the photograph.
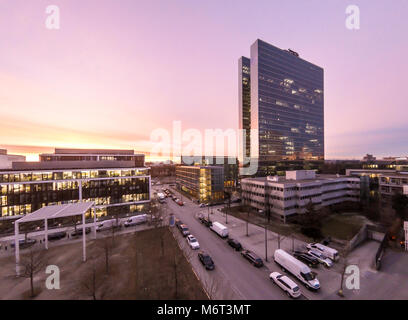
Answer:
[241,170,360,222]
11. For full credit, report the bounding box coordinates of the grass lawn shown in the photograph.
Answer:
[0,227,208,300]
[321,213,368,241]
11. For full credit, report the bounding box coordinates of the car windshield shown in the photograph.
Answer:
[293,286,300,292]
[182,227,188,231]
[301,272,315,281]
[190,238,197,242]
[203,256,212,263]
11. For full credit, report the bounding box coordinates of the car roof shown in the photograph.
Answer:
[280,275,299,289]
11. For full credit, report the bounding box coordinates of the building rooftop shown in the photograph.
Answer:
[243,173,357,185]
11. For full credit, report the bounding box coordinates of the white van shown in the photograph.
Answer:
[210,222,229,238]
[96,219,120,232]
[274,249,320,291]
[307,243,339,261]
[124,214,147,227]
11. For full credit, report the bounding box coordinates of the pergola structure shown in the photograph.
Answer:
[14,202,96,275]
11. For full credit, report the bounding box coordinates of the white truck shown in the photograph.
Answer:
[273,249,320,291]
[124,214,147,227]
[96,219,121,232]
[210,221,229,238]
[307,243,339,261]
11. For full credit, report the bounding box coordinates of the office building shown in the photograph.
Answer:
[176,165,224,203]
[0,149,26,170]
[181,156,238,189]
[241,170,360,222]
[239,39,324,176]
[0,149,150,219]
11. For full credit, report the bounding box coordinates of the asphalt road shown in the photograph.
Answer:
[161,187,299,300]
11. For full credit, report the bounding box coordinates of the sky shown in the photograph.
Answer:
[0,0,407,161]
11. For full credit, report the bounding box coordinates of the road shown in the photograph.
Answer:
[162,188,298,300]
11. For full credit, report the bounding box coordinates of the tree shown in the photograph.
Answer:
[97,237,112,274]
[80,260,101,300]
[224,191,231,224]
[20,248,45,298]
[296,201,327,240]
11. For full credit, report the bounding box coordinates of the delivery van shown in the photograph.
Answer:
[96,219,120,232]
[274,249,320,291]
[210,222,229,238]
[124,214,147,227]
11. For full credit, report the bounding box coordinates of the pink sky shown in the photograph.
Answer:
[1,0,407,161]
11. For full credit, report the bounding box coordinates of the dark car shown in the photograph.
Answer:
[227,238,242,251]
[241,250,263,267]
[175,219,183,229]
[198,251,215,270]
[71,227,91,237]
[293,251,319,268]
[198,215,212,227]
[48,231,67,241]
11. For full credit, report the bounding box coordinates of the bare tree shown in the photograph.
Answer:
[80,260,101,300]
[20,248,45,298]
[338,248,350,297]
[97,237,112,274]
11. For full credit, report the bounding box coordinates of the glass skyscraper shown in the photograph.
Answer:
[240,39,324,176]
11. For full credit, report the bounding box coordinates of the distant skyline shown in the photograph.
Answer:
[1,0,407,161]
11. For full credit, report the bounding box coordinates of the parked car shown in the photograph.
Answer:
[293,251,319,268]
[180,224,190,237]
[241,250,263,267]
[186,235,200,249]
[269,272,302,298]
[10,238,37,249]
[274,249,320,291]
[48,231,67,241]
[198,251,215,270]
[71,227,91,237]
[198,215,212,227]
[227,238,242,251]
[124,214,147,227]
[199,203,207,208]
[175,219,183,229]
[307,250,333,268]
[177,200,184,206]
[307,242,339,261]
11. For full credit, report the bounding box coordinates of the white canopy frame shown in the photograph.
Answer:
[14,202,96,275]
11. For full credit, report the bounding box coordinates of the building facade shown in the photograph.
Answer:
[241,170,360,222]
[0,149,26,170]
[0,149,150,220]
[181,156,238,189]
[238,56,251,164]
[239,39,324,176]
[176,165,224,203]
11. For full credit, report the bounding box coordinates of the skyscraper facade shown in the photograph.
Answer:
[238,56,251,164]
[240,39,324,176]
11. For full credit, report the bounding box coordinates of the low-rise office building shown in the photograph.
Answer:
[241,170,360,222]
[181,156,238,189]
[0,149,150,220]
[176,165,224,203]
[379,172,408,196]
[0,149,26,170]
